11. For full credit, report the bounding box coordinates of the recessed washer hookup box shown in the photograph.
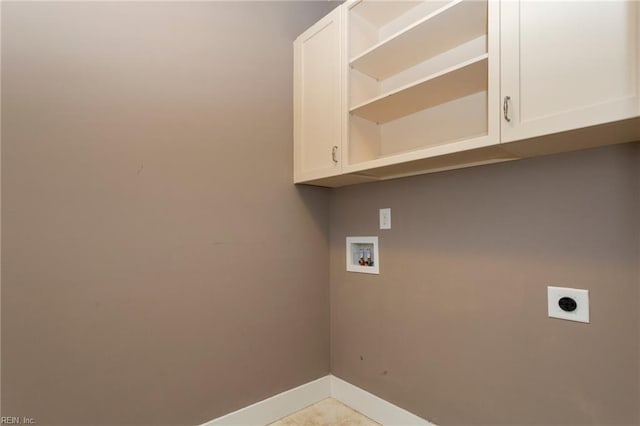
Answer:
[346,236,379,274]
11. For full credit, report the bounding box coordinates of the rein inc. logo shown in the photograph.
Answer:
[1,417,35,425]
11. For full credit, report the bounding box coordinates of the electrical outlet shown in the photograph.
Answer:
[547,286,590,323]
[379,208,391,229]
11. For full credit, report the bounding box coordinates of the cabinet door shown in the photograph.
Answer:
[294,7,345,183]
[501,1,640,143]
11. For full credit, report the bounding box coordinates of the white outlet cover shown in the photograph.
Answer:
[379,208,391,230]
[547,286,589,323]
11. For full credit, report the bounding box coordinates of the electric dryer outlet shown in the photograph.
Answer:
[547,286,590,323]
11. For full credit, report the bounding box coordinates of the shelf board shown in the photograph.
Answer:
[349,54,488,124]
[349,1,421,28]
[350,0,487,81]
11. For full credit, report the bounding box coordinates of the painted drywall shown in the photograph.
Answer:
[330,143,640,425]
[1,2,333,425]
[637,145,640,424]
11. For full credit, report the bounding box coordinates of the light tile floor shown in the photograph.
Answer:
[268,397,381,426]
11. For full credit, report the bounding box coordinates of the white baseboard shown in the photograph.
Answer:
[202,374,433,426]
[202,375,331,426]
[330,375,433,426]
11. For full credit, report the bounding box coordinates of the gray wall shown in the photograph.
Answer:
[3,2,640,426]
[1,2,332,425]
[330,143,640,425]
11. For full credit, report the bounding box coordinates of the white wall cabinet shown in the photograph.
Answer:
[293,7,346,183]
[501,0,640,144]
[294,0,640,187]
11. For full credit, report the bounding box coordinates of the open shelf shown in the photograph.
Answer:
[349,54,488,124]
[349,1,422,29]
[350,0,487,80]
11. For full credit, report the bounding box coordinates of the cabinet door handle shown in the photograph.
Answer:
[503,96,512,122]
[332,146,338,164]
